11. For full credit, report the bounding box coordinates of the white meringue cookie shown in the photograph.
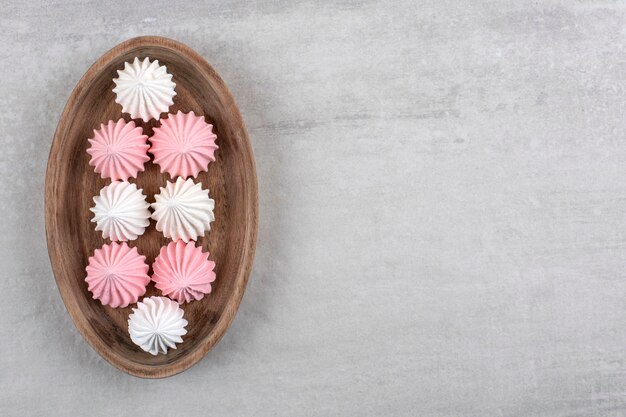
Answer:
[90,181,151,241]
[128,296,188,355]
[112,57,176,122]
[151,177,215,242]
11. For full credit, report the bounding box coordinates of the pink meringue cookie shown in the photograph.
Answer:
[87,119,150,180]
[149,111,218,178]
[152,241,216,303]
[85,242,150,308]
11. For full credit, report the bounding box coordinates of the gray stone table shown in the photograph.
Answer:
[1,1,625,416]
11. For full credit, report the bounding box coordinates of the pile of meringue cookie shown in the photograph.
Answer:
[84,57,219,356]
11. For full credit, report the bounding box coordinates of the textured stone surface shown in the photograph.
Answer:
[2,1,626,415]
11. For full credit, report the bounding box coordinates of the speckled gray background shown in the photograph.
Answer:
[2,1,626,416]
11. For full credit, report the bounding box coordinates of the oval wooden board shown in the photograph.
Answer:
[45,36,258,378]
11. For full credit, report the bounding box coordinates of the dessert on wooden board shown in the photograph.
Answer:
[150,110,218,179]
[151,177,216,242]
[87,56,219,354]
[128,296,188,355]
[46,36,258,377]
[113,57,176,122]
[90,180,151,242]
[87,118,150,181]
[152,241,216,303]
[85,242,150,308]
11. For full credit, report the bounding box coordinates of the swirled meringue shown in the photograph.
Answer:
[113,57,176,122]
[128,296,188,355]
[85,242,150,308]
[91,181,151,241]
[152,241,216,303]
[150,111,218,178]
[151,177,215,242]
[86,118,150,180]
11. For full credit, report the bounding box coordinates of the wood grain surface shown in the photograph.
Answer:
[44,36,258,378]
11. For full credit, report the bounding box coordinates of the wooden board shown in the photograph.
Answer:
[45,36,258,378]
